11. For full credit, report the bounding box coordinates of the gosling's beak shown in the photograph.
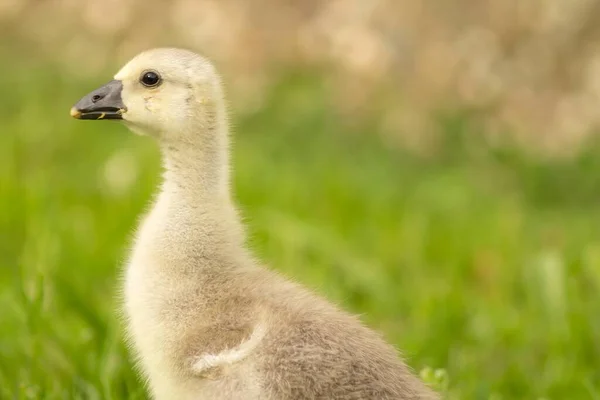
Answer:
[70,80,127,120]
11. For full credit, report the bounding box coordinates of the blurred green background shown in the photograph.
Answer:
[2,1,600,399]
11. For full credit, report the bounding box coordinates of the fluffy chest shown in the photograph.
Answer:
[121,208,226,359]
[122,244,264,400]
[123,241,206,396]
[123,244,174,355]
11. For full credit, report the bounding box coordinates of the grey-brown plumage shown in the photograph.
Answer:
[70,47,439,400]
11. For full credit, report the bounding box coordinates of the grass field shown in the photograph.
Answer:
[1,57,600,399]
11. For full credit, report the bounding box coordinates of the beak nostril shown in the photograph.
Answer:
[72,80,124,119]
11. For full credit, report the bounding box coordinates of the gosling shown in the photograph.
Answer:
[70,48,439,400]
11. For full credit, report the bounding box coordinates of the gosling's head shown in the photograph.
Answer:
[70,48,224,141]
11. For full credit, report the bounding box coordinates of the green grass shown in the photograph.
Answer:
[1,57,600,399]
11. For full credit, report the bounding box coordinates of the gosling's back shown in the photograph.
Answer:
[186,266,439,400]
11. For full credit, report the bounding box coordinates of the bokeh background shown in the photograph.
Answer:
[1,1,600,399]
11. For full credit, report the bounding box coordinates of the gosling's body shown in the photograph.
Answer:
[127,196,434,399]
[72,48,438,400]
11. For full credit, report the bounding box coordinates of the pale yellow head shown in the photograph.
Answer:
[71,48,226,143]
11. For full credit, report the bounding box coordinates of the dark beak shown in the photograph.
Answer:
[70,80,127,120]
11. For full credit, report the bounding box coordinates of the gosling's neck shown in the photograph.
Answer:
[156,136,245,262]
[159,108,232,208]
[161,140,230,205]
[140,103,247,268]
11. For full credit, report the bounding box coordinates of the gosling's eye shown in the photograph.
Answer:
[140,71,161,87]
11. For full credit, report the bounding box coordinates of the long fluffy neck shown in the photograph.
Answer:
[161,134,230,204]
[160,99,231,205]
[147,101,245,262]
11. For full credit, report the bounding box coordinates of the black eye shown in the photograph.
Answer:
[140,71,161,87]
